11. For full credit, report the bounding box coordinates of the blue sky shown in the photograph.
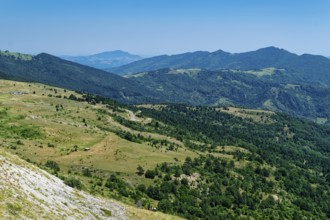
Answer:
[0,0,329,56]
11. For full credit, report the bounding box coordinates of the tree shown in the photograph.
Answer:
[145,170,156,179]
[45,160,60,172]
[158,199,172,212]
[64,177,82,190]
[137,184,146,193]
[136,165,145,176]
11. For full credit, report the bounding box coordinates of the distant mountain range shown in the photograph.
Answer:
[1,48,330,125]
[111,47,330,85]
[61,50,143,69]
[0,50,153,103]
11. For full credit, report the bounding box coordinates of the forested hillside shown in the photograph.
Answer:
[127,68,330,125]
[128,104,330,219]
[0,51,155,103]
[1,79,329,219]
[111,47,330,86]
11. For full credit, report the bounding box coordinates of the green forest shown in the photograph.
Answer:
[72,95,330,219]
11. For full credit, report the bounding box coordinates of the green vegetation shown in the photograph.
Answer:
[100,208,112,217]
[0,79,196,207]
[111,47,330,87]
[1,80,330,219]
[0,148,181,220]
[145,155,329,219]
[64,177,83,190]
[6,203,22,216]
[2,49,330,127]
[0,50,155,103]
[127,68,330,126]
[130,104,330,218]
[0,108,43,139]
[0,50,33,61]
[44,160,60,173]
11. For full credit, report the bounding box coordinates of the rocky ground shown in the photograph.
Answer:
[0,149,126,220]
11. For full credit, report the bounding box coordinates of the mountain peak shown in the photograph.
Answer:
[36,52,53,57]
[91,50,132,57]
[259,46,281,50]
[61,51,143,69]
[213,49,230,55]
[255,46,292,54]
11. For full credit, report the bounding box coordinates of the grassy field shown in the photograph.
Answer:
[0,79,197,218]
[0,79,198,179]
[216,106,275,123]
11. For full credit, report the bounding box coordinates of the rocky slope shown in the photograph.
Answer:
[0,149,126,220]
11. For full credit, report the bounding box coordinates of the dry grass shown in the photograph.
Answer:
[217,106,275,123]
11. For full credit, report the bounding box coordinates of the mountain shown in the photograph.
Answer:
[62,50,143,69]
[111,47,330,85]
[2,49,330,125]
[1,79,330,219]
[127,68,330,125]
[0,50,154,103]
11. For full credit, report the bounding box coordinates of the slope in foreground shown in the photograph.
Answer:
[0,149,125,219]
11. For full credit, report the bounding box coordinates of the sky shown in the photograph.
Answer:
[0,0,329,56]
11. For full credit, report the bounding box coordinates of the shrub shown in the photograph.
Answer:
[45,160,60,172]
[64,177,82,190]
[145,170,156,179]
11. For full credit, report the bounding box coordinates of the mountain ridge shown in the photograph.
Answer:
[127,68,330,125]
[110,47,330,85]
[1,49,330,125]
[0,51,156,103]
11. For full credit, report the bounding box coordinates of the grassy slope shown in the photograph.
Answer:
[0,79,191,219]
[0,79,195,173]
[0,148,183,220]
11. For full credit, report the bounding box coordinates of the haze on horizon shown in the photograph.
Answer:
[0,0,329,57]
